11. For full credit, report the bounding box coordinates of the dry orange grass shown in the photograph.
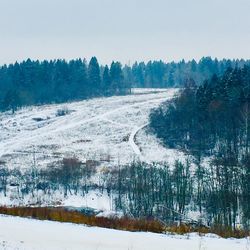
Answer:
[0,206,164,233]
[0,207,249,238]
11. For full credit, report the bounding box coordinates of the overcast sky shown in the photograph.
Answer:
[0,0,250,65]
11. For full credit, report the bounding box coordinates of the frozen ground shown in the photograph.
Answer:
[0,215,248,250]
[0,189,114,212]
[0,88,185,170]
[0,90,248,250]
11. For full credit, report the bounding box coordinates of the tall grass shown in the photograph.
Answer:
[0,206,249,238]
[0,206,163,233]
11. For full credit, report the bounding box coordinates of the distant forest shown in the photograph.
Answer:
[0,56,250,112]
[0,57,130,113]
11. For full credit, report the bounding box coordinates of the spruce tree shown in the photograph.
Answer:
[102,65,111,96]
[88,57,101,96]
[110,61,124,95]
[3,90,20,114]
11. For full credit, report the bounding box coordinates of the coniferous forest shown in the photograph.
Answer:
[0,57,130,113]
[1,57,250,113]
[150,66,250,229]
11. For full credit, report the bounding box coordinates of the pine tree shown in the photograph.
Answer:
[88,57,101,96]
[102,65,111,96]
[110,61,124,95]
[3,90,20,114]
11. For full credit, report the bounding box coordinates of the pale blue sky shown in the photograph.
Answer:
[0,0,250,65]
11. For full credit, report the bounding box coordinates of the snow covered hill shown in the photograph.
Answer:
[0,215,248,250]
[0,88,185,170]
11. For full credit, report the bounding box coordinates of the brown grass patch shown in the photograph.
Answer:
[0,207,163,233]
[0,207,249,238]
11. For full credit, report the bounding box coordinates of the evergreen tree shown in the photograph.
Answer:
[0,57,249,113]
[88,57,101,96]
[102,65,111,96]
[3,90,20,114]
[110,61,124,94]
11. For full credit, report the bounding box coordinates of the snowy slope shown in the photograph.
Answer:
[0,88,185,170]
[0,215,248,250]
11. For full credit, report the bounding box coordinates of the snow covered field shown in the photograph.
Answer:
[0,90,249,250]
[0,88,184,170]
[0,88,191,210]
[0,215,248,250]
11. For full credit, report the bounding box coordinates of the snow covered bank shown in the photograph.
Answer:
[0,88,181,169]
[0,215,248,250]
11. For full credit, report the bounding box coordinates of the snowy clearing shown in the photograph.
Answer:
[0,88,184,169]
[0,215,248,250]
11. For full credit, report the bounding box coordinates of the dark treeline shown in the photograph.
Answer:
[1,159,249,231]
[130,57,250,88]
[150,65,250,160]
[0,57,130,113]
[1,57,250,113]
[149,66,250,230]
[107,161,250,231]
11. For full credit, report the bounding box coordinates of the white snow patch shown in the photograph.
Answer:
[62,190,113,212]
[0,89,180,169]
[0,215,248,250]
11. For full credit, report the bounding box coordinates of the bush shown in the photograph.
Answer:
[56,107,70,117]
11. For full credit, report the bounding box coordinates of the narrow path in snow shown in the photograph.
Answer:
[0,89,180,168]
[129,123,149,158]
[101,117,133,128]
[0,96,167,158]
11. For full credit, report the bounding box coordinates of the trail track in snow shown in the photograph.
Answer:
[0,88,184,169]
[129,123,149,157]
[0,96,166,157]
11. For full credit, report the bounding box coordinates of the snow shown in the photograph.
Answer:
[131,88,172,94]
[0,188,113,212]
[0,215,248,250]
[0,89,248,250]
[0,88,182,169]
[136,127,189,165]
[62,190,113,212]
[128,123,148,157]
[0,88,192,212]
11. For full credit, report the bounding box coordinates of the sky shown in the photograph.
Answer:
[0,0,250,65]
